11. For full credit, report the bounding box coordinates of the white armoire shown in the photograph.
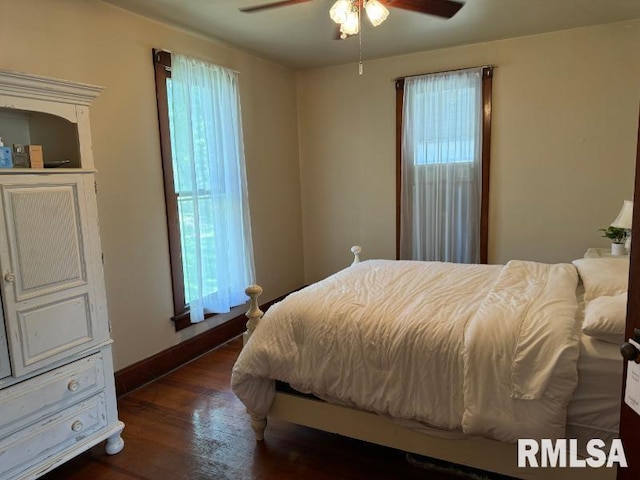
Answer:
[0,70,124,479]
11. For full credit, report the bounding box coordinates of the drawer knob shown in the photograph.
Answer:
[71,420,83,432]
[4,272,15,283]
[67,380,79,392]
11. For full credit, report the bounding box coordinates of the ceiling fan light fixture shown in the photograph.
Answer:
[364,0,389,27]
[329,0,351,24]
[340,9,360,35]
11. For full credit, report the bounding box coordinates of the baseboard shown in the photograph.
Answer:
[113,289,299,397]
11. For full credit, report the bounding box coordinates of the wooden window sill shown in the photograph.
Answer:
[172,310,219,332]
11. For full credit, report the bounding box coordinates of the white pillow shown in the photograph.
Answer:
[582,293,627,344]
[571,257,629,302]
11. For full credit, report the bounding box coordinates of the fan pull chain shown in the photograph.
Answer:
[358,0,363,75]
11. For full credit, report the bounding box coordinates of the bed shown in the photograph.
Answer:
[231,248,626,480]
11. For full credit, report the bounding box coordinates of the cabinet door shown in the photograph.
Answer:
[0,174,109,377]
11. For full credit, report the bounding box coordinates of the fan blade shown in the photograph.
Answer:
[239,0,313,13]
[384,0,464,19]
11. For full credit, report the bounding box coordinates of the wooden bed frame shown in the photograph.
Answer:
[241,247,616,480]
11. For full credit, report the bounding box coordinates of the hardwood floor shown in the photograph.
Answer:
[41,338,507,480]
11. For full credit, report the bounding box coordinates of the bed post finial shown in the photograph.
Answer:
[244,284,263,345]
[351,245,362,265]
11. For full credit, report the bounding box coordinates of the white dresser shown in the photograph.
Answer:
[0,71,123,479]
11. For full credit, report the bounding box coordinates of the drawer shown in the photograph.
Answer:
[0,353,105,438]
[0,392,107,479]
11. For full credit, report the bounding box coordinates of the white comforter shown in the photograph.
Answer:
[231,259,580,443]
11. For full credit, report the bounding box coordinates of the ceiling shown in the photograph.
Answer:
[101,0,640,70]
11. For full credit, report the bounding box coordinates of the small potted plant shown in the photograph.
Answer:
[599,226,627,255]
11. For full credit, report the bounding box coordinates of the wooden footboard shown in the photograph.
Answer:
[267,392,614,480]
[241,246,362,439]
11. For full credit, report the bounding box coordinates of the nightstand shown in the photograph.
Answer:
[584,247,629,258]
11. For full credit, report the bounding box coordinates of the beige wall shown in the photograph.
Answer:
[0,0,304,370]
[297,20,640,283]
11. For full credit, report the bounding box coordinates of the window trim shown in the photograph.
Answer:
[395,66,493,263]
[153,48,215,331]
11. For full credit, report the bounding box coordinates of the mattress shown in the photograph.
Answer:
[566,334,622,452]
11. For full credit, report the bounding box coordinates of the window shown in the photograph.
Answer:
[153,50,255,330]
[413,85,478,165]
[396,67,493,264]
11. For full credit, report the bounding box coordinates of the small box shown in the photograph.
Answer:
[12,144,29,168]
[0,147,12,168]
[26,145,43,169]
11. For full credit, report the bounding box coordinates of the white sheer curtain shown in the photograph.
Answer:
[400,68,483,263]
[169,53,255,322]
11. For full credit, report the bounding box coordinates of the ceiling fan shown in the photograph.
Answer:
[240,0,465,39]
[240,0,465,73]
[240,0,464,18]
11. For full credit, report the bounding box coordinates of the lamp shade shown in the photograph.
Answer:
[365,0,389,27]
[329,0,351,24]
[611,200,633,229]
[340,10,360,35]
